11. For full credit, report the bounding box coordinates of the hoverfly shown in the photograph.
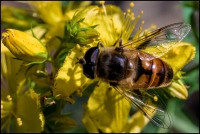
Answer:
[77,22,191,129]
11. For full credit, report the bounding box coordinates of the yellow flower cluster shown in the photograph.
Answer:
[1,1,196,133]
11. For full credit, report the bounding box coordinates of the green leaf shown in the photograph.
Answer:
[47,115,77,132]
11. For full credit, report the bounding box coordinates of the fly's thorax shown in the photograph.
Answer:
[96,48,136,82]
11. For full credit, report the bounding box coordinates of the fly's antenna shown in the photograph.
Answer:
[76,57,86,65]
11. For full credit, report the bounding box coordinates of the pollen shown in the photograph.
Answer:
[153,96,158,102]
[7,95,12,101]
[151,24,157,29]
[164,54,168,58]
[99,8,104,13]
[17,118,23,126]
[76,89,83,97]
[172,48,180,55]
[130,2,134,7]
[127,9,131,13]
[141,21,145,24]
[92,38,96,41]
[123,12,126,16]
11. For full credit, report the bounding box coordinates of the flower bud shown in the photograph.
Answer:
[167,79,188,100]
[75,28,99,45]
[2,29,48,62]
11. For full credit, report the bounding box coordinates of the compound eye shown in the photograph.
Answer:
[84,47,99,64]
[83,64,95,79]
[82,47,99,79]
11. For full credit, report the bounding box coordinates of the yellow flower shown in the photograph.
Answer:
[28,1,64,25]
[1,44,45,132]
[1,5,38,30]
[1,54,44,132]
[2,29,48,63]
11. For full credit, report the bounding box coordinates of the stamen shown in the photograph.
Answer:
[76,44,80,49]
[132,21,144,44]
[130,2,134,7]
[154,96,158,102]
[101,2,107,16]
[36,70,47,76]
[17,118,23,126]
[172,48,179,55]
[127,9,131,13]
[7,95,12,101]
[151,24,157,29]
[99,1,105,4]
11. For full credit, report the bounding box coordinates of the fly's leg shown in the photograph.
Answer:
[115,38,124,52]
[97,41,104,48]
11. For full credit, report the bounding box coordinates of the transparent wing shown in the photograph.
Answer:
[113,86,173,129]
[121,22,191,49]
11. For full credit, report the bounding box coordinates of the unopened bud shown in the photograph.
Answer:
[2,29,48,62]
[167,79,188,100]
[75,28,99,45]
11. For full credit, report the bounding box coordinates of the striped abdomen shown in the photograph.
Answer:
[133,55,173,89]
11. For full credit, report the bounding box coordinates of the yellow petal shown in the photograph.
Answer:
[85,82,131,132]
[53,45,91,103]
[82,105,99,133]
[1,50,24,95]
[143,42,196,74]
[1,100,13,119]
[122,111,151,133]
[95,5,123,46]
[72,6,99,26]
[14,93,43,132]
[161,42,195,74]
[29,1,63,25]
[1,39,16,58]
[43,22,65,52]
